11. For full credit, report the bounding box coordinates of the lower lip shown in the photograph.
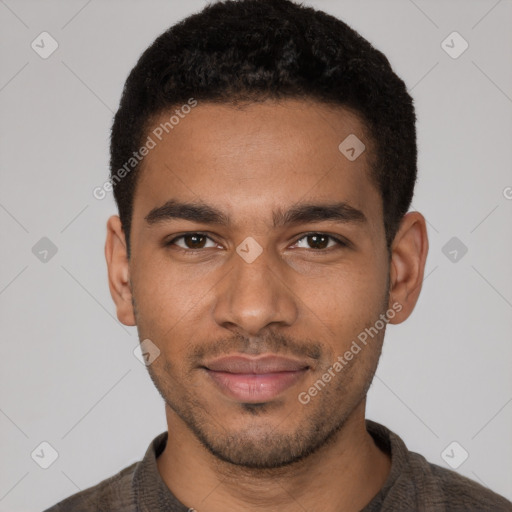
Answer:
[205,370,307,403]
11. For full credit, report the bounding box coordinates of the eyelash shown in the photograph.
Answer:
[165,232,348,252]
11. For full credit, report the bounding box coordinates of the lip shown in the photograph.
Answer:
[203,355,310,403]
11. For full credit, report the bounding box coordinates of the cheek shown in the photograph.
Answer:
[299,264,388,348]
[134,252,203,310]
[131,265,201,351]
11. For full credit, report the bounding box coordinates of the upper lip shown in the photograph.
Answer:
[203,355,310,374]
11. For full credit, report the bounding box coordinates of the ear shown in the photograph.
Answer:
[387,211,429,324]
[105,215,136,326]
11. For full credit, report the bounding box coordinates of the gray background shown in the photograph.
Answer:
[1,0,511,510]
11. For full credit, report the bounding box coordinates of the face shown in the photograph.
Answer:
[108,99,418,469]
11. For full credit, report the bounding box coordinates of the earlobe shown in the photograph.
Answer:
[105,215,136,326]
[387,212,429,324]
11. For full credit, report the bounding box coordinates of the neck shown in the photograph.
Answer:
[156,401,391,512]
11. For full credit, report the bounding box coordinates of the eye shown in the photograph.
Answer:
[292,233,347,250]
[166,233,218,250]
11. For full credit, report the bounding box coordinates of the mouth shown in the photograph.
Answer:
[202,354,310,403]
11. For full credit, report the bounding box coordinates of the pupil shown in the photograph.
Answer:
[186,234,205,249]
[309,234,327,249]
[182,235,329,250]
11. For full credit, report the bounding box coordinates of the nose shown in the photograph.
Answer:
[212,243,299,337]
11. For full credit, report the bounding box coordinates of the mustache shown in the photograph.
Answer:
[186,331,323,366]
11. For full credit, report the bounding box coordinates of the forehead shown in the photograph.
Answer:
[132,99,381,228]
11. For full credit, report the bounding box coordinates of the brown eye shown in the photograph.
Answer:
[183,234,207,249]
[293,233,346,250]
[307,234,328,249]
[167,233,217,250]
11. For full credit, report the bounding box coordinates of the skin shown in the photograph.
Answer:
[105,99,428,512]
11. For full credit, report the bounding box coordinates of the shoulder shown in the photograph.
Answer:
[42,461,138,512]
[410,453,512,511]
[365,420,512,511]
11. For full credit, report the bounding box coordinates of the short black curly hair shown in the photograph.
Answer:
[110,0,417,258]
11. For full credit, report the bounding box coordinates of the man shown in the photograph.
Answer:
[45,0,512,510]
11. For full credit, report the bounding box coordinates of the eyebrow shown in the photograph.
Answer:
[144,199,367,228]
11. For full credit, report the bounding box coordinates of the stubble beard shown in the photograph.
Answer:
[134,284,389,470]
